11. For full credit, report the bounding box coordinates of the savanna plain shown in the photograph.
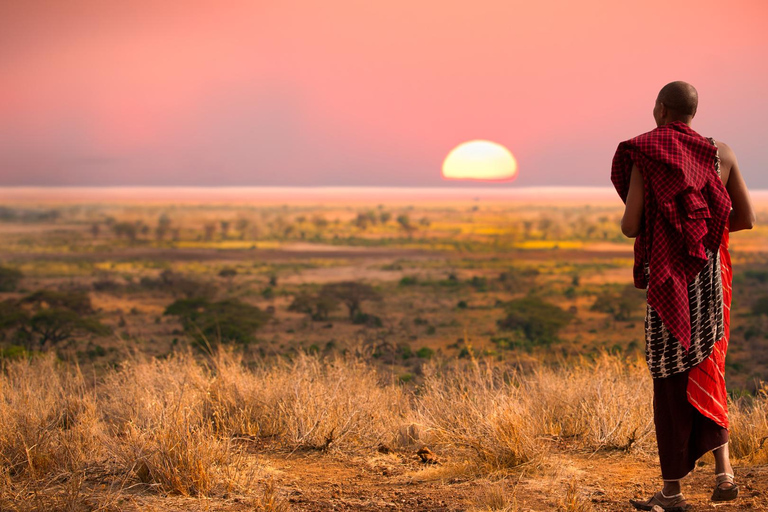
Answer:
[2,188,768,512]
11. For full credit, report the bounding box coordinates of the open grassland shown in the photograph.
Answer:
[2,351,768,511]
[1,189,768,510]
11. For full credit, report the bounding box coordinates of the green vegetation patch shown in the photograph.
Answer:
[0,290,110,350]
[497,297,573,345]
[164,298,271,346]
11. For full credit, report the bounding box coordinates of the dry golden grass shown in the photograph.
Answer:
[469,480,518,511]
[251,478,291,512]
[557,480,594,511]
[523,354,655,452]
[416,359,543,470]
[728,382,768,463]
[1,350,767,508]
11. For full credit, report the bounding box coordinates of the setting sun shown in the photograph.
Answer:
[441,140,518,182]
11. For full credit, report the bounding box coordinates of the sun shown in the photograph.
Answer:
[441,140,518,182]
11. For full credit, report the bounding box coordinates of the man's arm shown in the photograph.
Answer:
[718,142,755,232]
[621,163,644,238]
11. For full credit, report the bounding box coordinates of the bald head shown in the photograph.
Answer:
[655,82,698,125]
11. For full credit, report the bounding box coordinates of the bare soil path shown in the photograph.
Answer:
[264,450,768,511]
[129,449,767,511]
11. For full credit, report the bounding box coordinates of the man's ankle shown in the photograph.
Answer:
[715,463,733,475]
[662,482,682,497]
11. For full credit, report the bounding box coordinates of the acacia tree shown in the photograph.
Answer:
[112,222,138,242]
[27,309,108,348]
[203,223,216,241]
[396,214,413,233]
[1,291,110,350]
[236,217,250,240]
[497,297,572,345]
[288,290,340,321]
[156,213,172,240]
[320,281,381,319]
[220,220,231,239]
[164,298,271,345]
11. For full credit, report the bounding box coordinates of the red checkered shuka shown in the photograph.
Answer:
[611,121,731,350]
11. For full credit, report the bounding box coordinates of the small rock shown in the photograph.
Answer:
[416,446,439,464]
[651,506,664,512]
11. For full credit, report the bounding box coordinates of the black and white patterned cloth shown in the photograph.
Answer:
[643,138,725,379]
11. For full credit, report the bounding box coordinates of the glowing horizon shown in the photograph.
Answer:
[1,1,767,187]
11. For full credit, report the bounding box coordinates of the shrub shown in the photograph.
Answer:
[140,270,215,299]
[497,297,572,344]
[398,344,414,359]
[0,266,23,292]
[491,335,534,352]
[164,298,271,345]
[352,312,383,328]
[0,345,28,359]
[416,347,434,359]
[112,221,139,241]
[752,296,768,316]
[441,273,460,287]
[591,284,645,321]
[288,291,340,321]
[468,276,487,291]
[497,269,532,293]
[744,270,768,284]
[92,278,121,292]
[218,267,237,278]
[0,300,26,332]
[22,290,94,315]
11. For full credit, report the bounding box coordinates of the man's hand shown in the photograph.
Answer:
[621,163,644,238]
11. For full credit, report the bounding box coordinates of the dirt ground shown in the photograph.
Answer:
[115,448,768,511]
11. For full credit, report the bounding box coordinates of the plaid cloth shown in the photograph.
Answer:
[611,121,731,350]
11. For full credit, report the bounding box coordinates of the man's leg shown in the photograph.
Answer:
[630,373,693,509]
[712,442,738,499]
[662,479,682,497]
[713,443,733,475]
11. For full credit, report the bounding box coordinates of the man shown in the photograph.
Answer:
[612,81,755,511]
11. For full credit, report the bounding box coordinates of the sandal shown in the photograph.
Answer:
[711,472,739,502]
[629,491,690,511]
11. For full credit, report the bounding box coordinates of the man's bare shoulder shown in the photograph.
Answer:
[714,140,737,165]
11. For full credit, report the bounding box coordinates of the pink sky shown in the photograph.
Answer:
[1,0,767,187]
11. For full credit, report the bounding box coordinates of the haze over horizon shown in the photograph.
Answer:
[2,1,767,188]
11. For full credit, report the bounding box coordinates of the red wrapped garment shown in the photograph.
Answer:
[612,121,731,350]
[687,228,731,429]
